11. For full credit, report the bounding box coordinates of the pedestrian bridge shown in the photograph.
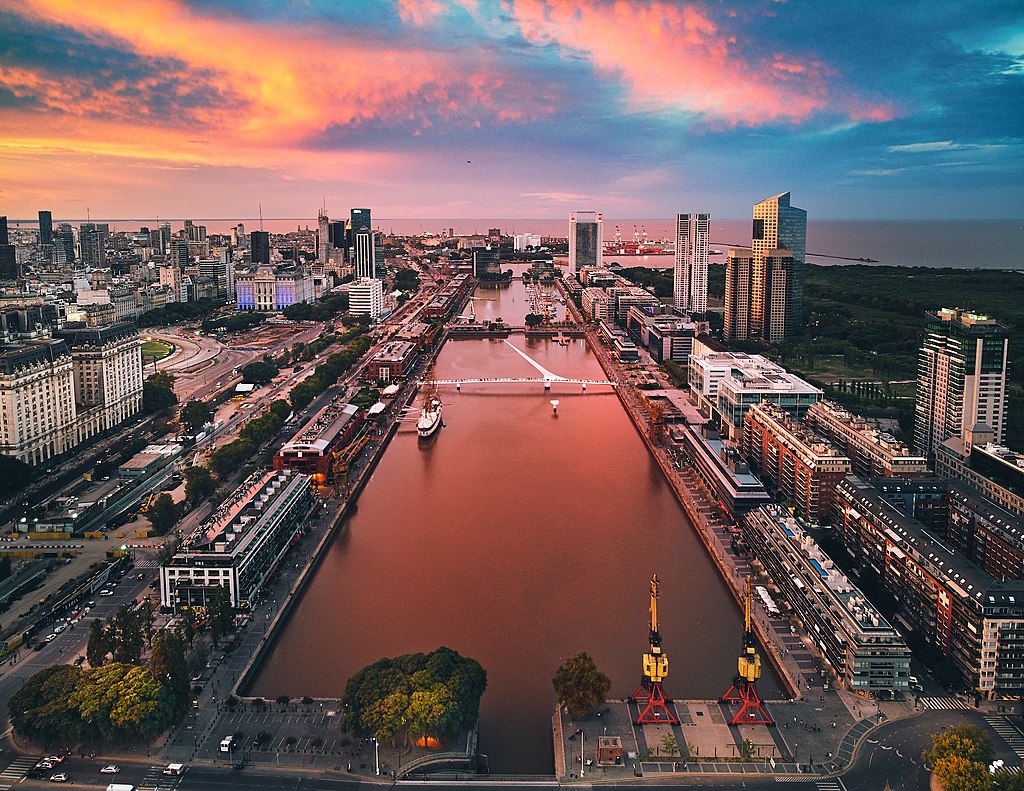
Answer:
[425,340,616,390]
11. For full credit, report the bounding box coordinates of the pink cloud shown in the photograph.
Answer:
[503,0,889,126]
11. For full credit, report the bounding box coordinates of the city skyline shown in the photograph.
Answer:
[0,1,1021,220]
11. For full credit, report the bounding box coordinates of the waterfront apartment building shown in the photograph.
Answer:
[348,278,384,319]
[673,212,710,314]
[275,401,363,482]
[750,192,806,343]
[569,211,602,276]
[671,422,770,517]
[580,287,611,323]
[625,307,700,364]
[834,476,1024,698]
[935,431,1024,518]
[743,402,851,525]
[688,352,822,441]
[724,247,753,341]
[367,341,417,382]
[915,307,1008,458]
[160,469,314,610]
[806,400,929,479]
[742,505,910,695]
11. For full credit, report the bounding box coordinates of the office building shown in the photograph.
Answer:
[514,233,541,251]
[38,211,53,245]
[350,208,371,234]
[806,400,929,479]
[672,422,770,517]
[688,352,822,440]
[724,247,753,341]
[835,476,1024,698]
[0,217,16,279]
[160,469,314,609]
[626,307,700,364]
[250,230,271,266]
[0,339,77,465]
[367,341,418,382]
[231,223,246,251]
[742,505,910,695]
[79,223,109,268]
[750,192,806,342]
[743,402,851,524]
[673,212,710,313]
[569,211,602,276]
[348,278,384,319]
[473,246,502,278]
[275,399,363,482]
[55,323,144,432]
[198,257,235,303]
[353,229,377,280]
[915,307,1008,458]
[317,209,330,266]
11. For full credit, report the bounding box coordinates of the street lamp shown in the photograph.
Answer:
[372,737,380,776]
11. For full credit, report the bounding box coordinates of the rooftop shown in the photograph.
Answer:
[281,399,359,454]
[748,402,848,460]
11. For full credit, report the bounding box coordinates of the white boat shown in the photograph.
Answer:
[417,397,443,439]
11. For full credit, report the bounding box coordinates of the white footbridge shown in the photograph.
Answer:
[427,340,616,391]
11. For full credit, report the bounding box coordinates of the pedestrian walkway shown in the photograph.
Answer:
[986,715,1024,761]
[0,755,39,789]
[138,763,183,791]
[134,558,159,568]
[918,696,970,710]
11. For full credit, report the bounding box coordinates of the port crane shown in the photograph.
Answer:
[630,573,679,724]
[720,577,773,725]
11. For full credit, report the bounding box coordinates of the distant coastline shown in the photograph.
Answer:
[5,217,1022,270]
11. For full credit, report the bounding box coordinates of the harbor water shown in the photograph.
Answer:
[251,277,780,773]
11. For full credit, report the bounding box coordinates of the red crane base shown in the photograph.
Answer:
[720,679,773,725]
[630,681,679,725]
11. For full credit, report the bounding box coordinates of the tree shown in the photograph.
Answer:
[0,456,33,500]
[142,371,178,413]
[150,631,190,718]
[205,584,234,646]
[660,734,680,756]
[108,604,145,664]
[183,466,215,503]
[525,312,544,328]
[179,400,213,433]
[208,438,255,478]
[924,725,995,767]
[994,770,1024,791]
[86,618,109,667]
[552,652,611,719]
[932,754,992,791]
[9,664,84,743]
[146,493,181,535]
[240,360,278,384]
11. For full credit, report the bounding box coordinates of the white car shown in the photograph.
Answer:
[54,625,66,634]
[43,634,57,642]
[99,589,114,596]
[49,773,68,783]
[99,765,120,774]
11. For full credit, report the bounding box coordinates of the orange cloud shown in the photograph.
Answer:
[503,0,888,126]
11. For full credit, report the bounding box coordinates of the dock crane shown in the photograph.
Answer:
[630,573,679,724]
[720,577,773,725]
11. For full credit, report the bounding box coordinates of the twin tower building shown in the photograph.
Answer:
[569,192,806,345]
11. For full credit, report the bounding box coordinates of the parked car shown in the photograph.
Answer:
[49,773,68,783]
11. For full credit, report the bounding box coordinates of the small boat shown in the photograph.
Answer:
[417,397,443,439]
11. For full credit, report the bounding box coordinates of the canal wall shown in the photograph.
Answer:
[583,331,797,701]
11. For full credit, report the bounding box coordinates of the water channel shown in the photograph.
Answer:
[251,275,780,773]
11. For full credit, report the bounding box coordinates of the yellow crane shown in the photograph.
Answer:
[720,577,773,724]
[630,573,679,724]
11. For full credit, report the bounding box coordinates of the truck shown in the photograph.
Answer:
[106,784,136,791]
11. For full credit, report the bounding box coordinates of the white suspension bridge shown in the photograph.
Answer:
[425,340,616,391]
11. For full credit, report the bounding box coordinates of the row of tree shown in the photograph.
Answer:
[136,298,223,328]
[206,399,291,478]
[289,331,372,412]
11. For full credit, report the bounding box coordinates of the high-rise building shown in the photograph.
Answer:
[0,216,15,280]
[231,223,246,250]
[354,229,377,279]
[724,247,753,341]
[350,208,371,234]
[79,222,109,268]
[348,278,384,319]
[38,211,53,245]
[751,192,806,342]
[673,212,710,314]
[915,307,1009,458]
[250,230,271,266]
[569,211,602,276]
[317,209,330,266]
[54,223,75,265]
[473,246,501,278]
[328,221,346,249]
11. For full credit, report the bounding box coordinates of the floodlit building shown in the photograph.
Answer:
[160,469,314,609]
[750,192,806,343]
[348,277,384,319]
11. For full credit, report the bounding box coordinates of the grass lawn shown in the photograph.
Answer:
[141,339,174,359]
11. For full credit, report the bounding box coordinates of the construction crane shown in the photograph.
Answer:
[720,577,773,725]
[630,573,679,724]
[331,433,371,496]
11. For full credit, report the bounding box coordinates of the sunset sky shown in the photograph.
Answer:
[0,0,1021,220]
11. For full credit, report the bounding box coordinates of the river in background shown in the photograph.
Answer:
[7,217,1021,269]
[250,276,779,773]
